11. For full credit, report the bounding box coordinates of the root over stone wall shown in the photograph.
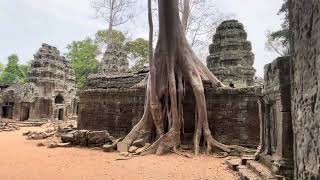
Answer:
[78,86,261,147]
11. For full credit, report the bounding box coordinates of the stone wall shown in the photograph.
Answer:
[290,1,320,179]
[78,86,261,147]
[258,56,293,178]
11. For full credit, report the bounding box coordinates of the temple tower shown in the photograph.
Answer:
[207,20,256,87]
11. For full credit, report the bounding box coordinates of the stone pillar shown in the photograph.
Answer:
[258,56,293,178]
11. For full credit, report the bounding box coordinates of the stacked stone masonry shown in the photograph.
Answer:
[98,43,129,74]
[0,43,78,121]
[290,1,320,179]
[78,19,262,148]
[207,20,256,87]
[257,56,293,178]
[78,85,261,147]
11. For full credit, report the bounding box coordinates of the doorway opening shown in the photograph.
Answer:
[58,109,64,120]
[20,102,30,121]
[2,102,14,119]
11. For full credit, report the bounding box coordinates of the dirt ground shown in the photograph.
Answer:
[0,127,239,180]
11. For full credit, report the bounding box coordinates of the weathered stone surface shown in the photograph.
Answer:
[225,158,241,171]
[206,20,256,87]
[135,143,151,154]
[78,87,261,147]
[61,130,113,147]
[74,130,88,146]
[36,142,46,147]
[128,146,139,153]
[61,133,75,143]
[132,139,145,148]
[47,142,58,148]
[86,131,113,146]
[57,142,71,148]
[102,144,114,152]
[98,43,129,74]
[257,56,293,178]
[0,43,77,121]
[117,142,129,152]
[290,1,320,179]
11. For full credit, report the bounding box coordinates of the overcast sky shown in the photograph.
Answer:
[0,0,283,77]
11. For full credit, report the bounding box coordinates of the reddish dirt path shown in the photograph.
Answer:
[0,127,238,180]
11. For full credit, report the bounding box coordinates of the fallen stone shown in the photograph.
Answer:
[74,130,88,146]
[61,133,75,143]
[181,144,193,150]
[30,133,45,140]
[58,127,75,134]
[117,141,129,152]
[37,142,46,147]
[22,131,31,136]
[225,158,241,171]
[47,142,58,148]
[120,152,129,157]
[87,130,112,146]
[57,142,71,147]
[102,144,114,152]
[132,138,145,148]
[135,143,151,154]
[128,146,139,153]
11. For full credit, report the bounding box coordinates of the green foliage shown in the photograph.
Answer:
[0,54,26,85]
[66,38,99,89]
[0,63,3,74]
[19,62,31,83]
[95,29,126,47]
[126,38,149,70]
[267,0,289,56]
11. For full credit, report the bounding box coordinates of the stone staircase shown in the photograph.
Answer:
[225,156,287,180]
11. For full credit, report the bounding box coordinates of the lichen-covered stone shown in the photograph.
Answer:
[78,86,261,147]
[290,1,320,179]
[98,43,129,74]
[258,56,293,178]
[207,20,256,87]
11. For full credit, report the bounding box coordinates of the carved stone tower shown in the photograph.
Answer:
[98,43,129,74]
[207,20,256,87]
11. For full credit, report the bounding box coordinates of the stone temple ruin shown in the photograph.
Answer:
[1,10,319,179]
[78,20,262,148]
[98,43,129,74]
[207,20,256,87]
[0,43,77,121]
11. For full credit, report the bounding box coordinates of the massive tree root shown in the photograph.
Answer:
[121,0,253,156]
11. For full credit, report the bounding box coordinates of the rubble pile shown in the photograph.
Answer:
[23,129,56,140]
[0,122,20,132]
[61,130,115,148]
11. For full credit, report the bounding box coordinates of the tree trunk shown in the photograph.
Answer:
[121,0,251,155]
[107,0,115,43]
[148,0,153,62]
[182,0,190,33]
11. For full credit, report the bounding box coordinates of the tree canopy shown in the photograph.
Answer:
[95,29,126,47]
[66,38,99,89]
[126,38,149,70]
[266,0,289,56]
[0,54,28,85]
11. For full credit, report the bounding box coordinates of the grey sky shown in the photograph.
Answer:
[0,0,283,77]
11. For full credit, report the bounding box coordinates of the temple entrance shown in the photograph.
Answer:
[20,102,30,121]
[40,99,51,118]
[2,103,14,119]
[58,109,64,120]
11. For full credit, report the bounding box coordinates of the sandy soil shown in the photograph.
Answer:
[0,127,239,180]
